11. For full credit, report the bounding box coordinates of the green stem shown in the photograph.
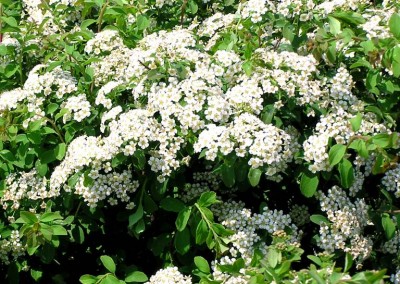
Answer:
[98,0,110,32]
[35,114,66,144]
[194,203,223,256]
[0,4,3,43]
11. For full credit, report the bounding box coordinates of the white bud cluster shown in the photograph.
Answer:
[391,268,400,284]
[213,200,299,264]
[289,204,310,226]
[382,231,400,254]
[382,165,400,198]
[316,186,372,263]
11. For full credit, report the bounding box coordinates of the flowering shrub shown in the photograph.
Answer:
[0,0,400,283]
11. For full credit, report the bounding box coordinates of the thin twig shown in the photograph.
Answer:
[98,0,110,33]
[35,114,66,144]
[180,0,188,25]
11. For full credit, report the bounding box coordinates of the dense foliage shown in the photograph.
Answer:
[1,0,400,283]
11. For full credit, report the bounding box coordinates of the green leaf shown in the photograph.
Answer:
[220,163,235,187]
[197,191,218,207]
[194,256,210,274]
[339,159,354,188]
[389,13,400,39]
[248,168,262,187]
[268,248,281,268]
[79,274,98,284]
[160,197,185,212]
[382,213,396,240]
[372,133,391,148]
[344,252,353,273]
[348,139,368,159]
[174,227,191,255]
[128,204,143,227]
[329,144,346,167]
[136,15,150,30]
[16,211,38,224]
[195,219,208,245]
[328,16,341,35]
[350,113,362,132]
[30,269,43,282]
[102,274,120,284]
[51,225,68,236]
[55,143,66,160]
[300,171,319,198]
[175,206,192,232]
[310,214,330,225]
[307,255,322,267]
[1,16,19,28]
[100,255,116,274]
[40,212,63,223]
[125,271,148,283]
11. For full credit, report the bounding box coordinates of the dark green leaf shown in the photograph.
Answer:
[176,207,192,231]
[160,197,185,212]
[174,227,190,255]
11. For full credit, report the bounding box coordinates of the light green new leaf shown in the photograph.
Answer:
[100,255,116,274]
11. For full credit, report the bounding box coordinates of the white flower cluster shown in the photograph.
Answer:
[195,12,236,38]
[240,0,307,23]
[211,256,251,283]
[213,200,300,264]
[61,93,91,123]
[84,30,125,55]
[1,169,57,210]
[195,113,298,178]
[145,266,192,284]
[382,164,400,198]
[316,186,372,263]
[254,49,327,107]
[0,230,25,265]
[362,8,394,40]
[0,88,29,114]
[329,67,360,111]
[316,0,369,16]
[22,0,81,36]
[73,170,139,208]
[303,107,389,172]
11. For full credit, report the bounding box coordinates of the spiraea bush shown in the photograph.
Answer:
[0,0,400,283]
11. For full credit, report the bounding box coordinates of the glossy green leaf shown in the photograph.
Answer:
[328,144,346,167]
[175,206,192,232]
[100,255,116,274]
[300,171,319,198]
